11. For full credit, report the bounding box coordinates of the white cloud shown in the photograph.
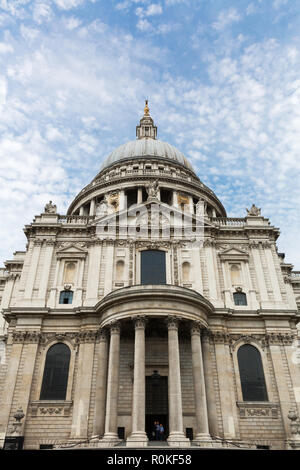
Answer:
[212,8,241,31]
[146,3,163,15]
[64,15,81,29]
[53,0,85,10]
[33,2,53,23]
[273,0,288,9]
[0,43,14,54]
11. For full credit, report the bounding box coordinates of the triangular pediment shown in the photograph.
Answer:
[56,244,87,258]
[218,246,249,261]
[92,200,215,228]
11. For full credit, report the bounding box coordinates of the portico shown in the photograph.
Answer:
[93,285,213,447]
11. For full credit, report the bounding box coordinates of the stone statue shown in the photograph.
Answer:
[96,199,108,218]
[44,201,57,214]
[146,180,159,200]
[195,198,207,216]
[246,204,261,217]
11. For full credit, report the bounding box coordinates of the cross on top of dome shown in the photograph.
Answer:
[136,100,157,140]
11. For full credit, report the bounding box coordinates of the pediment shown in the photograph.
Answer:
[56,244,87,259]
[218,247,249,261]
[92,200,215,228]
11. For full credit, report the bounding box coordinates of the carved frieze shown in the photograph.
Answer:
[30,401,72,417]
[237,402,279,419]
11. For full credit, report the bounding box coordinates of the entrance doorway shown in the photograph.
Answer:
[145,372,168,440]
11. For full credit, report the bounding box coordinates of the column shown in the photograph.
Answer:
[214,334,239,439]
[38,241,55,303]
[24,240,42,300]
[102,322,121,442]
[0,336,24,437]
[79,206,84,216]
[85,243,102,306]
[70,332,96,439]
[127,317,148,447]
[137,188,143,204]
[190,323,211,443]
[167,317,190,447]
[89,198,96,216]
[92,329,109,438]
[202,330,219,437]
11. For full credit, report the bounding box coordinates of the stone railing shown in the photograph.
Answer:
[58,215,95,224]
[211,217,245,227]
[97,167,200,186]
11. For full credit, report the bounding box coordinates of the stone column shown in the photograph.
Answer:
[190,323,211,444]
[92,329,109,438]
[127,317,148,447]
[102,322,121,443]
[167,317,190,447]
[24,240,42,301]
[137,188,143,204]
[89,198,96,216]
[202,330,219,437]
[214,333,239,439]
[38,240,55,303]
[70,332,96,439]
[0,334,25,437]
[79,206,84,216]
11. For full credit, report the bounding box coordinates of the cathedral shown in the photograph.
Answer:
[0,103,300,450]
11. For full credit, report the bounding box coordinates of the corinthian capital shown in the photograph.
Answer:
[132,315,147,329]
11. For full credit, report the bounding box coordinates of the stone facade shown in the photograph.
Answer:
[0,106,299,450]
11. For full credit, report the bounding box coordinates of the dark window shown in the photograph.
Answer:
[40,444,54,450]
[118,427,125,439]
[186,428,194,440]
[126,189,137,208]
[160,189,172,205]
[141,250,166,285]
[238,344,268,401]
[59,290,73,304]
[233,292,247,306]
[40,343,71,400]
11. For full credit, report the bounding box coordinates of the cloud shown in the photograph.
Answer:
[53,0,85,10]
[212,8,241,31]
[0,1,299,272]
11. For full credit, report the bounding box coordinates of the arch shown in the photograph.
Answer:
[116,259,125,281]
[230,264,241,285]
[182,262,190,283]
[64,262,76,284]
[40,343,71,400]
[59,290,73,304]
[141,250,166,285]
[237,344,268,401]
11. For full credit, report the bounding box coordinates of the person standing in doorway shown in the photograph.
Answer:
[159,423,164,441]
[155,421,160,441]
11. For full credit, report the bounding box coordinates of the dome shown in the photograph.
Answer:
[100,139,195,173]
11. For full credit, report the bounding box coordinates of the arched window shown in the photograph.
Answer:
[116,260,124,281]
[237,344,268,401]
[182,262,190,283]
[40,343,71,400]
[230,264,241,285]
[59,290,73,304]
[141,250,166,285]
[64,262,76,284]
[233,292,247,306]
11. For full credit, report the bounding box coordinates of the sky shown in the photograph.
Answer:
[0,0,300,268]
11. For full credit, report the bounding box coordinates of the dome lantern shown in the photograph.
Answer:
[136,100,157,140]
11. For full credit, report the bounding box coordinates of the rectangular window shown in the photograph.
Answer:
[141,250,166,285]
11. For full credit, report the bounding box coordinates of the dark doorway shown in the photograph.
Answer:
[146,372,168,440]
